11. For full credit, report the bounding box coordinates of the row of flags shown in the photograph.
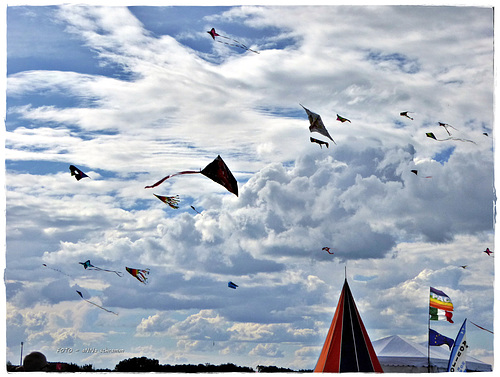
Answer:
[428,287,468,372]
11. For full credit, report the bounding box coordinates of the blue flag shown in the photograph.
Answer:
[429,328,454,350]
[447,319,468,372]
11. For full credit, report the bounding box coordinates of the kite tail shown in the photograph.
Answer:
[145,170,201,189]
[469,320,493,334]
[95,267,123,277]
[215,38,259,54]
[84,299,118,315]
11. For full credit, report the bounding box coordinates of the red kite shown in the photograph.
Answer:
[207,28,259,54]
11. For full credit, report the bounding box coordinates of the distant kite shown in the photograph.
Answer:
[42,263,72,278]
[76,290,118,315]
[207,28,259,54]
[228,281,238,289]
[426,132,476,144]
[310,137,329,149]
[322,247,334,255]
[69,165,89,181]
[459,265,467,269]
[154,194,180,209]
[145,155,238,196]
[400,111,414,120]
[190,205,202,215]
[438,122,458,136]
[483,248,493,257]
[79,260,123,277]
[300,104,336,144]
[126,267,150,284]
[336,114,351,123]
[411,170,432,179]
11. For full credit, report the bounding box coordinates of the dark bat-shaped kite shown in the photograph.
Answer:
[69,165,90,181]
[400,111,414,120]
[310,137,329,149]
[336,114,351,123]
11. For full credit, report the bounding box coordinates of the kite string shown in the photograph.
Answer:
[145,170,201,189]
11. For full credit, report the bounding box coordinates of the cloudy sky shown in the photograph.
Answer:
[3,1,495,370]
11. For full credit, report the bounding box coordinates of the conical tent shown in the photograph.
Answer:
[314,279,383,373]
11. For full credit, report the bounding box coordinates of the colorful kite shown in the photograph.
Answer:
[154,194,180,209]
[310,137,329,149]
[411,170,432,179]
[79,260,123,277]
[438,122,458,136]
[207,28,259,54]
[76,290,118,315]
[336,114,351,123]
[126,267,150,284]
[483,248,493,256]
[300,104,336,143]
[426,132,476,144]
[69,165,90,181]
[322,247,334,255]
[400,111,414,120]
[228,281,238,289]
[145,155,238,196]
[42,263,72,278]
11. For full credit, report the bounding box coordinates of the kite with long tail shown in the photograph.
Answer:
[76,290,118,315]
[426,132,476,144]
[126,267,150,284]
[207,28,259,54]
[42,263,72,278]
[191,205,202,215]
[145,155,238,196]
[438,122,458,136]
[79,260,123,277]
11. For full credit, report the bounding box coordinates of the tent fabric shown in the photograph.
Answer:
[372,335,492,372]
[314,279,383,373]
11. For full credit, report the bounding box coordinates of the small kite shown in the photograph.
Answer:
[438,122,458,136]
[322,247,334,255]
[336,114,351,123]
[190,205,202,215]
[126,267,150,284]
[483,248,493,256]
[469,320,493,334]
[145,155,238,196]
[69,165,90,181]
[207,27,259,54]
[426,132,476,144]
[76,290,118,315]
[42,263,72,278]
[459,265,467,269]
[411,170,432,179]
[79,260,123,277]
[310,137,329,149]
[228,281,238,289]
[154,194,180,209]
[300,104,336,144]
[400,111,414,120]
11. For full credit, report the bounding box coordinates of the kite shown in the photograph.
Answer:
[42,263,72,278]
[322,247,334,255]
[190,205,202,215]
[154,194,180,209]
[207,28,259,54]
[300,104,336,144]
[336,114,351,123]
[310,137,329,149]
[126,267,150,284]
[426,132,476,144]
[145,155,238,196]
[459,265,467,269]
[411,170,432,179]
[228,281,238,289]
[400,111,414,120]
[469,320,493,334]
[79,260,123,277]
[438,122,458,136]
[483,248,493,256]
[69,165,90,181]
[76,290,118,315]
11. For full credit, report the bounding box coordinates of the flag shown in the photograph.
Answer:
[429,328,454,350]
[430,287,454,323]
[447,319,467,372]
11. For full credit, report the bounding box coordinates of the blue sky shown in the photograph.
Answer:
[3,1,496,370]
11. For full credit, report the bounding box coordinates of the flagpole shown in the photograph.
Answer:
[428,313,431,373]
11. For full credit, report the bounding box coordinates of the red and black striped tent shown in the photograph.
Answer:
[314,279,383,373]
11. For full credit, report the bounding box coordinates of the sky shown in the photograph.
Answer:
[2,1,496,371]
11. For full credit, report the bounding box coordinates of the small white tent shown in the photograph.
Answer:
[372,335,492,372]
